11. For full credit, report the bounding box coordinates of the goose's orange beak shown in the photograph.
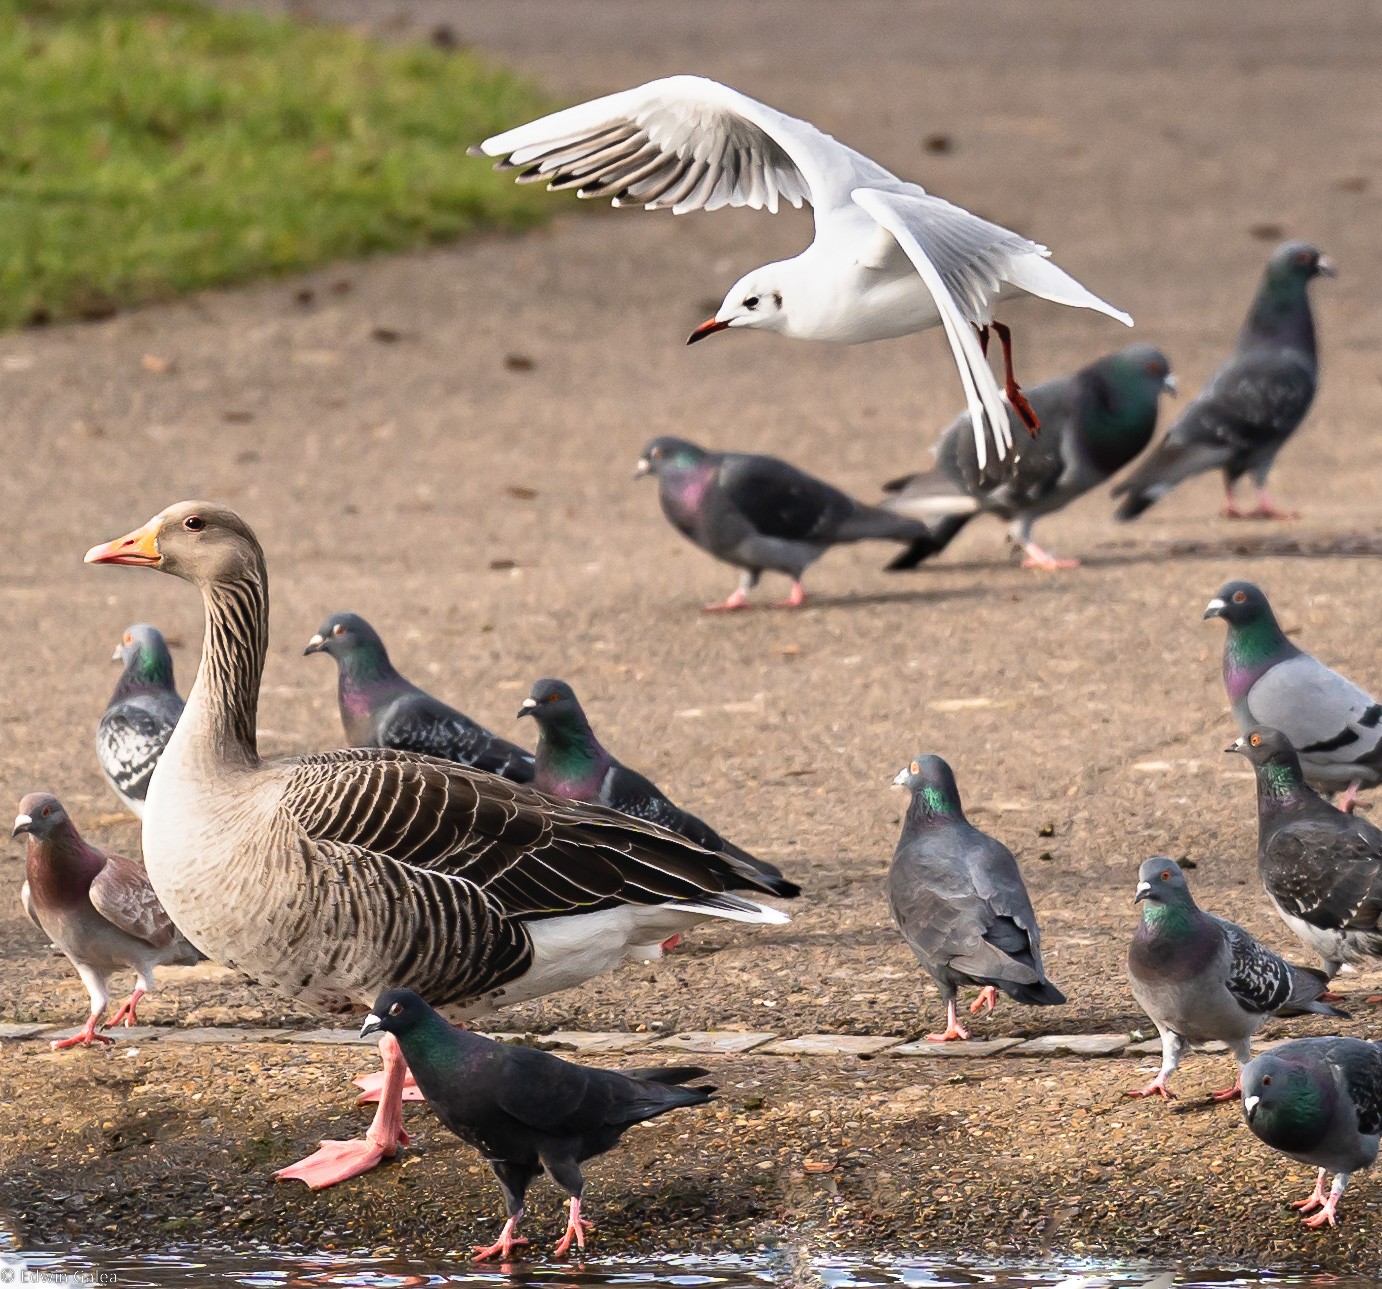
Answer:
[84,518,161,567]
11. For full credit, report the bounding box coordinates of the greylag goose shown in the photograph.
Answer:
[84,501,790,1189]
[96,623,184,818]
[15,792,201,1048]
[304,611,534,782]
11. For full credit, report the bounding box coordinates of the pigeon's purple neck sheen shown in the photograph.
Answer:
[111,641,176,703]
[1223,616,1295,703]
[335,642,405,739]
[533,709,610,801]
[1258,759,1310,815]
[657,462,718,529]
[25,824,104,908]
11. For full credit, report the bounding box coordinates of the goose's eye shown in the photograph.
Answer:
[332,624,345,637]
[1262,1074,1273,1087]
[743,296,760,310]
[1232,590,1247,604]
[388,1002,404,1017]
[183,516,205,532]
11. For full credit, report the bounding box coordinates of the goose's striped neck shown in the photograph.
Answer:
[192,567,268,765]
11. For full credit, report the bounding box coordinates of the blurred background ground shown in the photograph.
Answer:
[1,0,1381,1265]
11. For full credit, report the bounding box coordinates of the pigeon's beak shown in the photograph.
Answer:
[303,633,326,656]
[633,457,651,480]
[1203,597,1227,620]
[517,697,538,721]
[1243,1093,1260,1120]
[11,814,32,839]
[111,644,124,663]
[359,1013,383,1039]
[1134,880,1152,903]
[686,316,730,345]
[85,518,161,568]
[1317,255,1336,277]
[1162,373,1178,396]
[1226,736,1247,756]
[891,767,910,788]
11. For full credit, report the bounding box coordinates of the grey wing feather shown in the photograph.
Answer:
[1262,818,1382,935]
[380,701,535,783]
[1333,1040,1382,1136]
[1215,916,1292,1014]
[89,852,178,949]
[96,702,179,804]
[1248,655,1382,769]
[20,881,42,933]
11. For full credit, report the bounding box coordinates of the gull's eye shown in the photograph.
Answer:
[1232,590,1247,604]
[184,515,205,532]
[388,1001,404,1017]
[743,296,760,310]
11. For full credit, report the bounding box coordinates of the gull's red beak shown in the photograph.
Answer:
[686,317,730,345]
[84,518,161,567]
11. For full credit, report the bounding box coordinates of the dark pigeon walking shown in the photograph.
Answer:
[15,792,202,1049]
[883,345,1175,571]
[1113,241,1331,521]
[1125,857,1341,1102]
[519,679,798,901]
[635,436,935,610]
[1229,727,1382,979]
[1206,581,1382,809]
[305,612,534,782]
[1243,1036,1382,1228]
[96,624,183,819]
[888,755,1064,1042]
[361,988,714,1260]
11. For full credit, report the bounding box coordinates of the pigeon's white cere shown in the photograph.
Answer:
[479,75,1132,468]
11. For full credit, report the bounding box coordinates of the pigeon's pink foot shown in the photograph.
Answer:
[1339,781,1362,814]
[703,588,751,613]
[1290,1172,1329,1214]
[51,1014,114,1050]
[1125,1072,1176,1100]
[926,1000,971,1043]
[1020,544,1079,572]
[354,1068,425,1106]
[771,581,807,610]
[552,1197,594,1258]
[969,986,999,1017]
[659,933,683,952]
[1302,1194,1342,1228]
[105,988,145,1029]
[1209,1074,1243,1102]
[472,1215,528,1262]
[1250,488,1299,521]
[277,1034,411,1189]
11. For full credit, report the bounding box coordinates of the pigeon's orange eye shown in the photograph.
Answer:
[388,1002,404,1017]
[1233,590,1247,604]
[1262,1074,1273,1086]
[124,633,132,645]
[41,806,51,817]
[1250,734,1261,747]
[332,623,345,636]
[1160,870,1171,880]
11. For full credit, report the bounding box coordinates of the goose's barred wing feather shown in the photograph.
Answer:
[281,749,765,919]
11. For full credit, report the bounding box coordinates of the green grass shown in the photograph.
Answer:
[0,0,558,327]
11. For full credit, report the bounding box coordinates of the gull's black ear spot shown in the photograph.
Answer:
[772,290,783,308]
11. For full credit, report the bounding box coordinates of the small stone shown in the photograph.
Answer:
[653,1031,777,1054]
[1012,1034,1128,1057]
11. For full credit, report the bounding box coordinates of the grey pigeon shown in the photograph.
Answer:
[1229,726,1382,979]
[14,792,202,1050]
[519,679,798,901]
[1206,580,1382,808]
[96,624,183,819]
[305,612,534,783]
[1125,857,1341,1102]
[1242,1036,1382,1228]
[888,755,1064,1042]
[361,988,714,1260]
[883,345,1175,571]
[635,436,935,610]
[1113,241,1332,521]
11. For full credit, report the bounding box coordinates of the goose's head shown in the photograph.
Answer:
[688,266,788,343]
[85,501,264,587]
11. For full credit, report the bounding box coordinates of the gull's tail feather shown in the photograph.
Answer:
[1006,252,1133,327]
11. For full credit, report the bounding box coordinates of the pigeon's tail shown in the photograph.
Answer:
[1112,429,1229,522]
[834,504,934,548]
[1277,965,1351,1019]
[617,1068,716,1122]
[623,1065,712,1086]
[998,977,1067,1007]
[885,514,975,570]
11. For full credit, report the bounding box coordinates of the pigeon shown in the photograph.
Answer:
[888,755,1064,1042]
[95,623,184,819]
[1242,1036,1382,1228]
[14,792,202,1049]
[635,436,935,610]
[883,345,1175,571]
[1228,726,1382,979]
[519,678,798,901]
[1113,241,1332,521]
[1125,857,1342,1102]
[478,76,1133,467]
[304,612,534,783]
[1206,580,1382,809]
[361,988,714,1260]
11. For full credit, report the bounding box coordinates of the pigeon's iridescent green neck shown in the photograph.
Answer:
[1224,615,1291,702]
[1244,268,1317,355]
[1258,758,1308,810]
[337,638,396,686]
[1255,1073,1331,1151]
[134,643,174,687]
[535,708,607,791]
[1140,898,1193,936]
[908,783,962,824]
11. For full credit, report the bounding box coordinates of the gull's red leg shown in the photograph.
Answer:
[991,321,1040,434]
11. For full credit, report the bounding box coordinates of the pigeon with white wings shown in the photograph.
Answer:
[477,76,1133,466]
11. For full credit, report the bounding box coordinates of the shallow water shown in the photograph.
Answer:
[3,1249,1379,1289]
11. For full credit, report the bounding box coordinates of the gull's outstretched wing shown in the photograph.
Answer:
[476,74,893,217]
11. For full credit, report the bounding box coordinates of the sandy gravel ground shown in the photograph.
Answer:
[3,0,1382,1272]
